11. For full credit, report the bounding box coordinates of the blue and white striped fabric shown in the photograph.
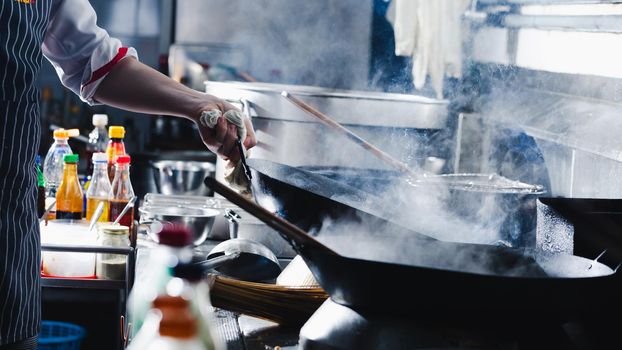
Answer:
[1,0,134,346]
[0,0,51,345]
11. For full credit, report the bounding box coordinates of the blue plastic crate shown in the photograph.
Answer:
[38,321,85,350]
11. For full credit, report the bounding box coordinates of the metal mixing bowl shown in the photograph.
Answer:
[151,160,216,196]
[138,205,220,246]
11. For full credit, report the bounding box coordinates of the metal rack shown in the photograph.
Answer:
[41,244,136,350]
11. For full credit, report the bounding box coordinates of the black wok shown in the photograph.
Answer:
[205,177,621,320]
[250,159,543,247]
[247,158,391,234]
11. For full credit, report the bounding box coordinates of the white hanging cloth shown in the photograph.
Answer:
[388,0,470,99]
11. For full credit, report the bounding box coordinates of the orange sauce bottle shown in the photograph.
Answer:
[55,154,83,220]
[106,126,126,182]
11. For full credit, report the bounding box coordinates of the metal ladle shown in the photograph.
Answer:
[205,208,281,282]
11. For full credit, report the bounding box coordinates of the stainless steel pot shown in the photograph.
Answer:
[151,160,216,197]
[138,205,220,246]
[205,81,451,170]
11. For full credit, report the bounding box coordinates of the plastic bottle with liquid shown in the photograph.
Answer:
[86,152,112,222]
[55,154,83,220]
[86,114,109,177]
[127,225,194,339]
[130,295,206,350]
[43,129,73,198]
[166,264,224,350]
[106,126,126,182]
[110,155,134,229]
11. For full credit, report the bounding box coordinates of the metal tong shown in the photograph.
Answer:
[236,139,252,181]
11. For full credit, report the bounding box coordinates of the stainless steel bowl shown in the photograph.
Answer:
[138,205,220,246]
[151,160,216,197]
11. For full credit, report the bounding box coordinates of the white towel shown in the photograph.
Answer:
[390,0,469,99]
[200,109,251,193]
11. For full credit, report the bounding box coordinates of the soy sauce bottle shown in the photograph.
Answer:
[110,155,134,230]
[55,154,83,220]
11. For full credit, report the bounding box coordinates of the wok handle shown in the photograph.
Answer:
[281,91,416,178]
[204,177,337,256]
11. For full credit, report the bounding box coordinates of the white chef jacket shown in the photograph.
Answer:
[42,0,138,105]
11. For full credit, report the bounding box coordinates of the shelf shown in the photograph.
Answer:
[42,277,126,290]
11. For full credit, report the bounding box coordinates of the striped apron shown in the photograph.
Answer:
[0,0,52,346]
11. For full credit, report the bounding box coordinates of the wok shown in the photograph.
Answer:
[247,158,399,234]
[249,159,542,247]
[205,177,621,320]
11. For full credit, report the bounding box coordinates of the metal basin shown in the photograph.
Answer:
[151,160,216,197]
[138,206,220,246]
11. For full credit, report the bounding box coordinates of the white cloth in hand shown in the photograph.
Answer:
[200,109,251,193]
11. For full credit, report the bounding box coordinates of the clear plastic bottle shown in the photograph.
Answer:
[106,126,126,182]
[166,264,224,350]
[127,225,194,338]
[139,296,206,350]
[86,114,109,178]
[86,152,112,222]
[43,129,73,198]
[110,155,134,230]
[55,154,83,220]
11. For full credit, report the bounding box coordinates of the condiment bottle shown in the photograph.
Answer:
[35,155,46,218]
[127,225,194,339]
[148,296,206,350]
[43,128,73,198]
[110,155,134,230]
[167,264,224,350]
[86,114,109,178]
[86,152,112,222]
[106,125,126,181]
[96,224,130,280]
[55,154,83,220]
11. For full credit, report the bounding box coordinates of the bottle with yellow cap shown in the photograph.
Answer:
[106,126,126,182]
[43,128,73,198]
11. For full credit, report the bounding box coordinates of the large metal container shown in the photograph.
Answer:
[151,160,216,197]
[205,82,451,170]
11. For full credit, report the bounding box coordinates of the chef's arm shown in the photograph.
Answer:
[93,57,255,162]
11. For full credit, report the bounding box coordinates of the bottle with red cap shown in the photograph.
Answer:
[110,154,135,230]
[127,224,195,340]
[128,296,206,350]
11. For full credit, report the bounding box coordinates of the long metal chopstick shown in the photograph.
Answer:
[236,139,252,181]
[281,91,417,178]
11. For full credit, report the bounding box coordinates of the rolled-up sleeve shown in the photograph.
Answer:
[42,0,138,105]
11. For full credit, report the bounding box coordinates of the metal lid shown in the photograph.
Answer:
[98,224,129,235]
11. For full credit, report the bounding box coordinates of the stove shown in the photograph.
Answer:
[299,298,619,350]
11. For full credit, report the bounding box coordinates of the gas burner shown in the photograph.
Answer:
[299,299,609,350]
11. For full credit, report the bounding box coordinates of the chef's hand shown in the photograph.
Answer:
[92,57,256,161]
[191,95,256,162]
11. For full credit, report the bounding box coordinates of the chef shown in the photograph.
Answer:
[0,1,255,348]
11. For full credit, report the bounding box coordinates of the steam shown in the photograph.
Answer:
[313,215,546,278]
[176,0,372,90]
